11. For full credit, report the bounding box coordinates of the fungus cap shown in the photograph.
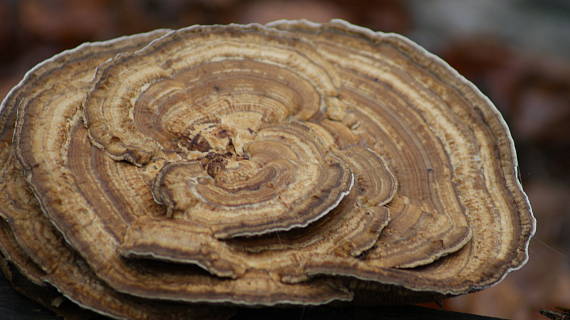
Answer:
[0,19,535,319]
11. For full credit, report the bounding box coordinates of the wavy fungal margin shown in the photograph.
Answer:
[0,19,534,319]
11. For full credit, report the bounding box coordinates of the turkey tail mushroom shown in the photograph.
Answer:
[0,19,535,319]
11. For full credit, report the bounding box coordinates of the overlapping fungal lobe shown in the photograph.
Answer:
[150,122,354,239]
[0,19,535,319]
[266,20,535,290]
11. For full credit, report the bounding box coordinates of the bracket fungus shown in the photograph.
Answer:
[0,20,535,319]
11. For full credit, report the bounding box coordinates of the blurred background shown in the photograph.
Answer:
[0,0,568,319]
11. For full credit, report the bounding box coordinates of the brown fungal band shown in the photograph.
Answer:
[0,19,535,319]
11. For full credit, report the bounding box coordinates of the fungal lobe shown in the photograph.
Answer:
[0,19,534,320]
